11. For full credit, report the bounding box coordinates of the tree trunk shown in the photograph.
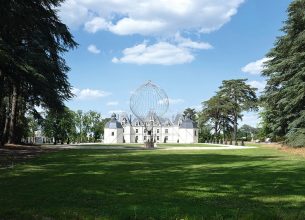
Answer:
[1,93,11,146]
[223,123,226,145]
[0,69,4,146]
[8,83,18,144]
[233,112,238,145]
[1,113,10,146]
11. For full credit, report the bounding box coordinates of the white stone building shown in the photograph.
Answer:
[104,113,198,144]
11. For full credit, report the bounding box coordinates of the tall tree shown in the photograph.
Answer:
[0,0,77,145]
[218,79,258,145]
[43,108,76,144]
[238,124,258,141]
[262,0,305,147]
[200,94,234,143]
[183,108,197,120]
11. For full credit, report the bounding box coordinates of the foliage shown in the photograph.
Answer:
[218,79,258,144]
[198,79,258,144]
[183,108,197,120]
[0,0,77,145]
[37,108,109,144]
[73,110,108,143]
[262,0,305,147]
[237,124,258,141]
[286,128,305,147]
[43,108,76,144]
[200,94,234,142]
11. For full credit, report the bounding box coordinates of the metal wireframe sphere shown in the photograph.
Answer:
[130,81,169,130]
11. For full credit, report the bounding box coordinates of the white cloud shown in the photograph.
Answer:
[113,42,197,65]
[106,101,119,106]
[72,88,111,100]
[159,98,184,105]
[59,0,244,36]
[242,57,271,75]
[248,80,266,92]
[58,0,89,29]
[109,18,166,36]
[87,44,101,54]
[175,34,213,49]
[84,17,109,33]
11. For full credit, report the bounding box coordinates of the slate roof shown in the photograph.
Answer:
[105,113,123,129]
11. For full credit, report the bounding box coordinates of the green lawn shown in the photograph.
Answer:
[1,146,305,219]
[157,143,224,147]
[69,143,144,147]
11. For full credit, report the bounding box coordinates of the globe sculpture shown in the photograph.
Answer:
[130,81,169,148]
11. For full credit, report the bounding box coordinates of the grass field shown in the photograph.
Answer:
[1,145,305,219]
[157,143,224,147]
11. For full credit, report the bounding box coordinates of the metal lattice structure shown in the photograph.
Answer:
[130,81,169,133]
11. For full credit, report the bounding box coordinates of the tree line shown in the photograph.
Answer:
[183,79,258,145]
[1,0,305,148]
[26,108,110,144]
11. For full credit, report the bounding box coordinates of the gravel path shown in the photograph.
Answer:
[160,145,257,150]
[41,144,257,150]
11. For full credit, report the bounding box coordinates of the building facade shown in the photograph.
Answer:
[104,113,198,144]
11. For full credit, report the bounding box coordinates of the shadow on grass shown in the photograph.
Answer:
[1,149,305,219]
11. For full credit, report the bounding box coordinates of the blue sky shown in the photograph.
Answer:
[59,0,292,126]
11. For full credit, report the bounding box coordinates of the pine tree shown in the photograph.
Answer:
[0,0,77,145]
[218,79,258,145]
[262,0,305,147]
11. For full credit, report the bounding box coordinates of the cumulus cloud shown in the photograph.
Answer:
[59,0,242,65]
[109,18,166,36]
[72,88,111,100]
[175,34,213,49]
[112,40,210,65]
[58,0,89,29]
[242,57,271,75]
[84,17,109,33]
[87,44,101,54]
[59,0,244,36]
[106,101,119,106]
[112,42,193,65]
[248,80,266,92]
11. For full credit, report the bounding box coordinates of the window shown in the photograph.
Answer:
[164,136,168,143]
[157,136,159,141]
[144,136,147,140]
[165,129,168,134]
[194,130,197,136]
[123,128,124,133]
[111,132,114,136]
[157,129,159,133]
[136,129,138,133]
[144,129,147,133]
